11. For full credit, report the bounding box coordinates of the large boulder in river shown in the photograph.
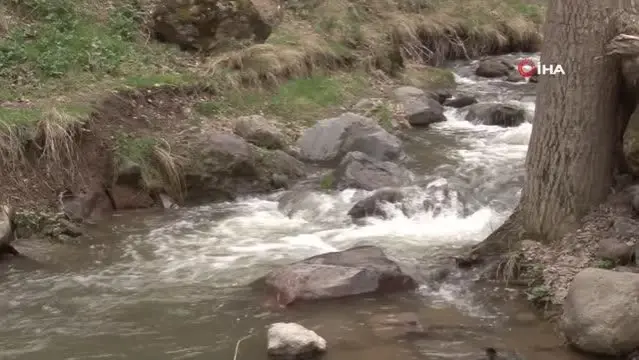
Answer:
[184,132,305,202]
[233,114,287,150]
[560,268,639,356]
[296,113,404,163]
[475,59,512,78]
[253,245,418,305]
[392,86,446,126]
[465,103,526,127]
[402,97,446,126]
[444,95,477,108]
[348,188,405,220]
[333,152,412,191]
[151,0,278,52]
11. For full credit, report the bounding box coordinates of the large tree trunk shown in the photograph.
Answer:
[472,0,638,256]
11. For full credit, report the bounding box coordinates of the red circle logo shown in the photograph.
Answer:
[517,58,537,77]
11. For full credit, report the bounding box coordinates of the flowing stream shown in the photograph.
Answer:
[0,54,590,360]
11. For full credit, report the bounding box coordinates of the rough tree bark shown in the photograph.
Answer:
[472,0,639,257]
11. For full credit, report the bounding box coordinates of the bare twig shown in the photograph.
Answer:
[233,332,254,360]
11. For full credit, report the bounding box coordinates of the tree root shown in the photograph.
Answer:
[466,208,526,260]
[0,243,21,257]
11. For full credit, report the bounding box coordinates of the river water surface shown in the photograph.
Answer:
[0,55,590,360]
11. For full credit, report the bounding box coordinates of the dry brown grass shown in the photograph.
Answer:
[150,140,186,202]
[203,0,544,88]
[0,106,81,173]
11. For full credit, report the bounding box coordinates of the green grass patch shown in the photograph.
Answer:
[0,0,194,99]
[194,73,371,123]
[114,133,185,199]
[369,103,394,130]
[400,66,455,89]
[0,107,43,128]
[115,134,157,166]
[320,172,335,190]
[122,73,195,88]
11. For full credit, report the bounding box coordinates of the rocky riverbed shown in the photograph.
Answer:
[0,53,619,360]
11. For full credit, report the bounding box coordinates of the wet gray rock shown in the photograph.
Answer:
[0,205,15,247]
[277,191,326,219]
[481,348,525,360]
[253,245,418,305]
[465,103,527,127]
[184,132,305,202]
[267,322,327,359]
[403,97,446,126]
[234,114,287,150]
[333,152,412,191]
[612,217,639,239]
[560,268,639,356]
[422,182,470,218]
[115,159,143,187]
[258,149,306,190]
[427,89,452,104]
[596,237,633,264]
[506,72,525,83]
[340,128,404,162]
[368,312,425,340]
[59,189,114,223]
[0,205,19,258]
[444,95,477,108]
[629,185,639,213]
[184,132,256,201]
[296,113,404,163]
[475,59,512,78]
[158,193,179,209]
[348,188,405,220]
[392,86,446,126]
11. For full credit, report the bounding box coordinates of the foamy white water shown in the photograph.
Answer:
[0,56,550,360]
[71,68,537,289]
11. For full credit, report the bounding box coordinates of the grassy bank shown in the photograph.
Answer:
[0,0,546,211]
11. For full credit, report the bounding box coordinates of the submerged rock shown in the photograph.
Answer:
[560,268,639,356]
[332,151,412,191]
[506,72,525,83]
[277,190,327,219]
[475,59,511,78]
[253,245,418,305]
[368,312,425,340]
[296,113,404,163]
[267,322,326,359]
[465,103,527,127]
[348,188,405,220]
[444,95,477,108]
